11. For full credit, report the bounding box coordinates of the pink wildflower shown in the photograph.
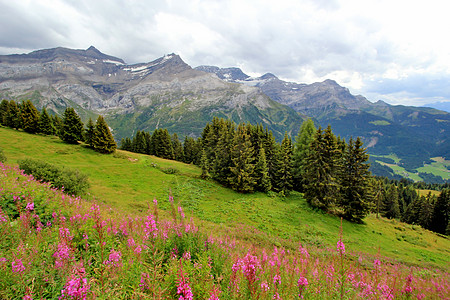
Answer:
[337,240,345,254]
[373,259,381,268]
[177,268,193,300]
[26,202,34,211]
[104,249,122,267]
[12,259,25,274]
[261,281,270,292]
[273,274,281,285]
[59,270,90,300]
[298,276,308,287]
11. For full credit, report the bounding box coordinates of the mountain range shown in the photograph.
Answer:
[0,46,449,180]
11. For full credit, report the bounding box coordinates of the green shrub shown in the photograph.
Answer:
[18,158,90,196]
[0,147,6,163]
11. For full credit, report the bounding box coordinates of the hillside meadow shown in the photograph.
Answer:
[1,127,449,267]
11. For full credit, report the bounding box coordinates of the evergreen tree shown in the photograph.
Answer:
[172,133,184,162]
[292,118,316,191]
[228,123,256,193]
[200,148,210,179]
[38,107,55,135]
[84,118,95,147]
[418,193,435,230]
[340,137,372,222]
[382,184,401,219]
[120,137,132,151]
[430,189,449,235]
[183,136,197,164]
[254,143,272,192]
[279,132,293,195]
[0,99,9,125]
[52,114,63,137]
[403,196,423,224]
[304,126,340,210]
[264,130,282,192]
[132,130,147,154]
[159,129,175,160]
[61,108,84,144]
[92,115,117,154]
[5,100,21,129]
[211,120,234,185]
[21,100,40,134]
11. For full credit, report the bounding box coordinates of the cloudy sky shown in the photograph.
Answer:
[1,0,449,107]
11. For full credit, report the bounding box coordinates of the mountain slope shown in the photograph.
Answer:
[0,47,305,140]
[196,66,450,179]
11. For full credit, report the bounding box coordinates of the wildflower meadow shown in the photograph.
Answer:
[0,162,449,299]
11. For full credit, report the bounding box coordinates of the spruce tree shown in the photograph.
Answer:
[212,120,234,185]
[279,132,293,195]
[92,115,117,154]
[200,148,211,179]
[21,100,40,134]
[183,136,197,164]
[254,143,272,192]
[84,117,95,147]
[228,123,256,193]
[61,107,84,144]
[5,100,21,129]
[381,184,401,219]
[430,189,449,235]
[292,118,316,191]
[120,137,132,151]
[264,130,282,192]
[340,137,372,223]
[52,114,63,137]
[159,129,175,160]
[38,107,55,135]
[172,133,184,162]
[0,99,9,125]
[304,126,340,210]
[133,130,147,154]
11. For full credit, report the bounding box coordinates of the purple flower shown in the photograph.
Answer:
[26,202,34,211]
[12,259,25,274]
[337,240,345,254]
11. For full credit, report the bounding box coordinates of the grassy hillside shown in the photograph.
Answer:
[0,126,449,270]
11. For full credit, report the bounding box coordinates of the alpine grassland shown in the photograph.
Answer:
[1,126,449,299]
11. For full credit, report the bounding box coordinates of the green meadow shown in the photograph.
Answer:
[1,126,449,269]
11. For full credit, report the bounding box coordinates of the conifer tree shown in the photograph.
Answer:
[279,132,293,195]
[229,123,256,193]
[381,184,401,219]
[183,136,197,164]
[61,107,84,144]
[0,99,9,125]
[38,107,55,135]
[264,129,282,192]
[200,148,210,179]
[5,100,21,129]
[159,129,175,160]
[419,192,436,230]
[21,100,40,134]
[133,130,147,154]
[292,118,316,191]
[84,118,95,147]
[143,131,152,155]
[304,126,340,210]
[52,114,63,137]
[212,120,234,185]
[120,137,132,151]
[430,189,449,235]
[92,115,117,154]
[172,133,184,162]
[340,137,372,222]
[254,143,272,192]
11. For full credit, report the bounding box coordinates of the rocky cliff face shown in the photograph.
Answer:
[0,47,305,140]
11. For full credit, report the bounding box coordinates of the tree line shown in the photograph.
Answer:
[0,99,116,154]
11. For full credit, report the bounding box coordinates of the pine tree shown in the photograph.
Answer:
[38,107,55,135]
[381,184,401,219]
[21,100,40,134]
[61,107,84,144]
[304,126,340,210]
[430,189,449,235]
[5,100,21,129]
[92,115,117,154]
[172,133,184,162]
[183,136,197,164]
[340,137,372,223]
[200,148,211,179]
[279,132,293,195]
[84,118,95,147]
[254,143,272,192]
[292,118,316,191]
[228,123,256,193]
[0,99,9,125]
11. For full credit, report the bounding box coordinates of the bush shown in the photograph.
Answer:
[18,158,90,196]
[0,147,6,163]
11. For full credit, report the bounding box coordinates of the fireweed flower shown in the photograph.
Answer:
[337,240,345,254]
[177,268,193,300]
[12,259,25,274]
[261,281,270,292]
[26,202,34,211]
